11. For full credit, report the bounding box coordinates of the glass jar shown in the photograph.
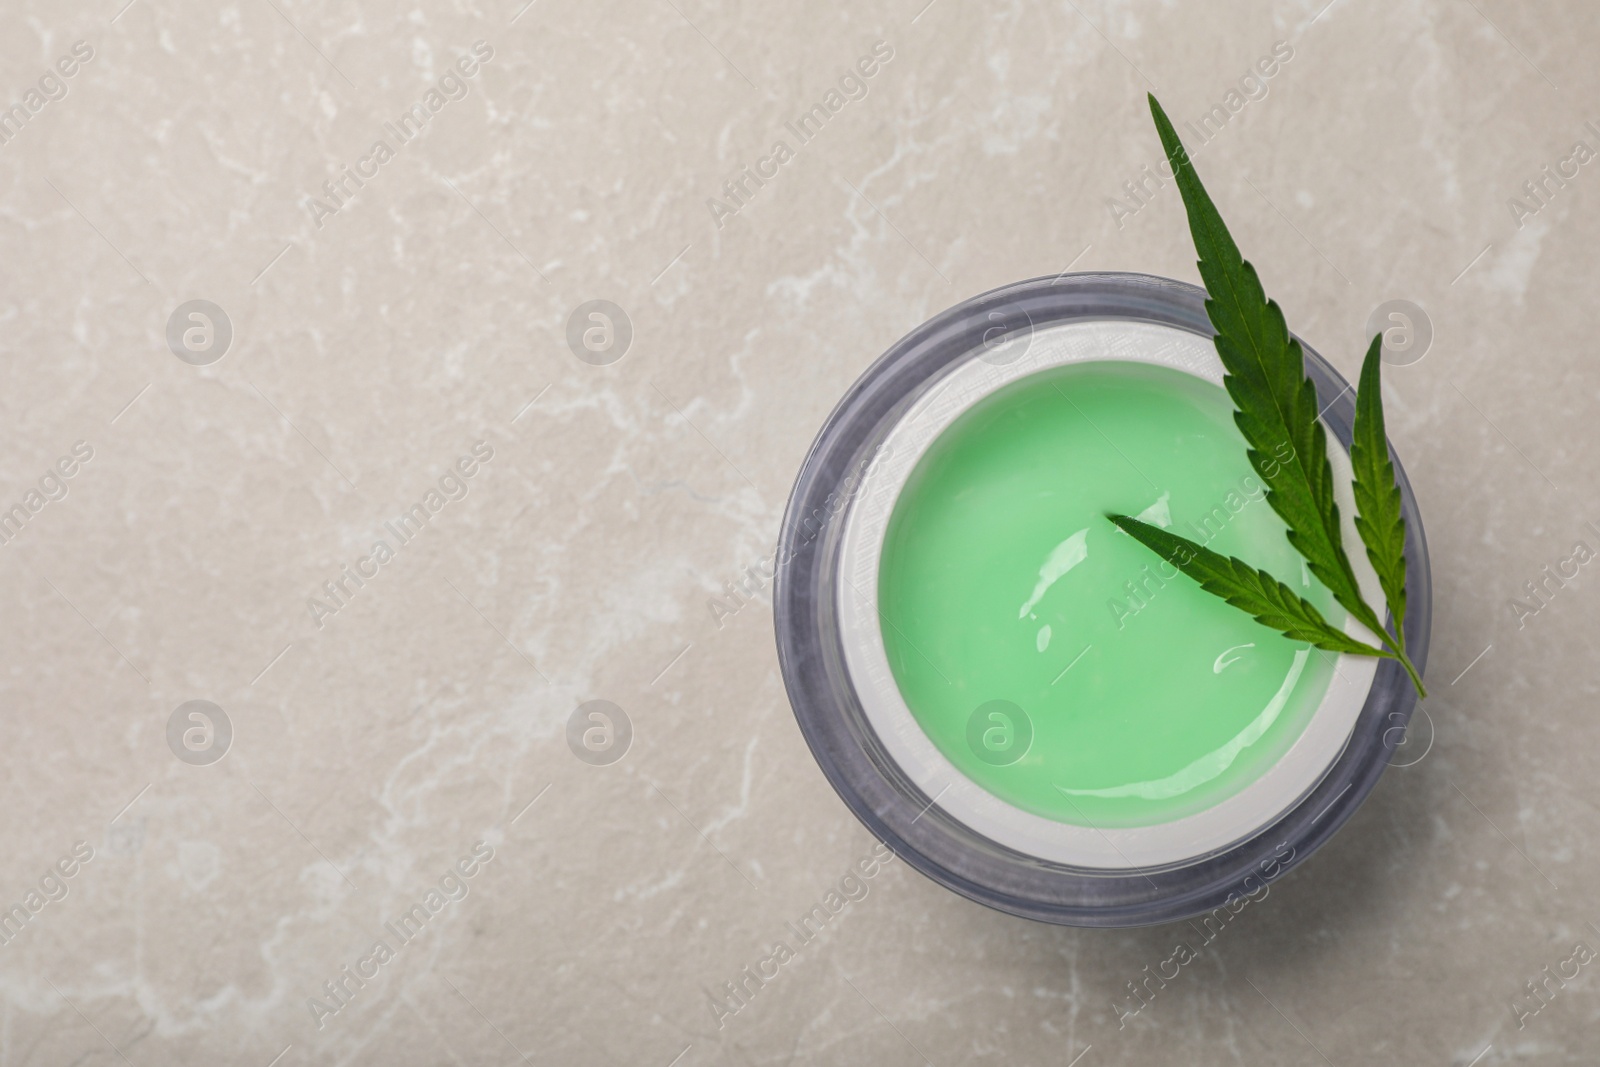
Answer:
[773,272,1431,926]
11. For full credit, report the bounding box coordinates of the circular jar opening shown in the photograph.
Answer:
[775,273,1430,926]
[840,318,1378,869]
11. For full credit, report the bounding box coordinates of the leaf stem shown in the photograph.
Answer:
[1366,616,1425,697]
[1389,616,1408,657]
[1393,647,1427,699]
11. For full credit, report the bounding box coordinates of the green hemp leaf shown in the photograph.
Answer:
[1114,95,1426,698]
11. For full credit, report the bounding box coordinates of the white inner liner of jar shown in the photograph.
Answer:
[836,318,1383,870]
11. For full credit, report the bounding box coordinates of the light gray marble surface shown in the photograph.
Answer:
[0,0,1595,1064]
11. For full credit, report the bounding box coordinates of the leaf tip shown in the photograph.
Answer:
[1359,330,1382,383]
